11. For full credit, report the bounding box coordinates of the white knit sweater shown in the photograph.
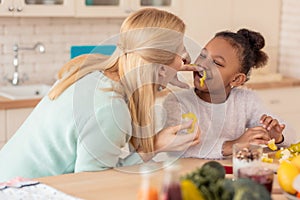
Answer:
[161,87,295,159]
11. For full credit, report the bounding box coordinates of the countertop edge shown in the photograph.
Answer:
[0,98,41,109]
[1,76,300,110]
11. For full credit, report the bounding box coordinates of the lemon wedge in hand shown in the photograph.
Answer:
[267,138,278,151]
[182,112,197,134]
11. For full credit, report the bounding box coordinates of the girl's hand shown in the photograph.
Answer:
[222,127,270,156]
[260,114,285,143]
[235,126,271,145]
[154,120,200,153]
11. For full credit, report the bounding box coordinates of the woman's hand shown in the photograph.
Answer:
[154,120,201,153]
[260,114,285,143]
[222,126,270,156]
[169,64,203,89]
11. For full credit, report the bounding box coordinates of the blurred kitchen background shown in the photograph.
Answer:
[1,0,300,148]
[0,0,299,85]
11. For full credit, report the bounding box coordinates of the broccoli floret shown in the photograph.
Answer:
[211,178,235,200]
[181,162,271,200]
[233,178,271,200]
[200,161,226,183]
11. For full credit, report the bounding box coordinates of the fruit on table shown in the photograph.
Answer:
[181,161,271,200]
[291,155,300,172]
[277,160,299,194]
[181,112,197,133]
[288,141,300,153]
[261,153,273,163]
[267,139,278,151]
[180,179,204,200]
[274,141,300,160]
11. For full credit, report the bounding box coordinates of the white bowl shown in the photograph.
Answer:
[0,84,51,100]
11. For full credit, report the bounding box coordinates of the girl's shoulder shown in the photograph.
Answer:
[230,87,264,106]
[232,87,259,98]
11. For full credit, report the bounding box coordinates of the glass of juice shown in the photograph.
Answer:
[232,143,263,178]
[238,166,274,193]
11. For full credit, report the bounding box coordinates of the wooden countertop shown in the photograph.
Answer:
[1,76,300,110]
[0,96,41,109]
[244,76,300,90]
[35,158,286,200]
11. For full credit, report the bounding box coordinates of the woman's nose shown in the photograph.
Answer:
[182,52,191,64]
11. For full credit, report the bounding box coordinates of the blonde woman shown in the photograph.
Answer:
[0,8,200,181]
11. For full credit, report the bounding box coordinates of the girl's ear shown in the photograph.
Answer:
[231,73,247,87]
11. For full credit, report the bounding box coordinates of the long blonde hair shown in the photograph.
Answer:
[48,8,186,154]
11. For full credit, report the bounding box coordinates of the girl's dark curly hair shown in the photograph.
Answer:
[215,28,268,80]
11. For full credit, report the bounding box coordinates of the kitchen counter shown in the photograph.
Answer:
[35,158,285,200]
[0,96,41,109]
[244,76,300,89]
[1,76,300,110]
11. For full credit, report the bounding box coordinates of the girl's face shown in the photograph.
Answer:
[193,37,242,93]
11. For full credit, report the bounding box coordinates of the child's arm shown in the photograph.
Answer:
[222,126,271,156]
[260,114,285,144]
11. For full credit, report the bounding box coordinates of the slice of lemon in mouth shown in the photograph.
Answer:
[199,70,207,87]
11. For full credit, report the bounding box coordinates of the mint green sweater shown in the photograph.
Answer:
[0,71,142,181]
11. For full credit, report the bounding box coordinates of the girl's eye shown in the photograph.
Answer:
[214,60,223,67]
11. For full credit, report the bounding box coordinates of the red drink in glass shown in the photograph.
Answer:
[238,166,274,193]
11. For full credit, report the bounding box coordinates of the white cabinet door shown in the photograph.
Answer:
[0,0,74,17]
[0,110,5,149]
[6,107,33,141]
[255,87,300,140]
[0,0,15,16]
[134,0,182,15]
[76,0,181,17]
[76,0,131,17]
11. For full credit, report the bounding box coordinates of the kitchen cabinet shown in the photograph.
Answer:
[254,87,300,141]
[0,0,74,17]
[76,0,182,17]
[0,110,5,149]
[0,107,33,150]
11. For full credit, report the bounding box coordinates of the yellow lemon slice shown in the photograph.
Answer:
[182,112,197,133]
[268,139,278,151]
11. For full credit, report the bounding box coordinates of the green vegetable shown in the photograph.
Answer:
[181,161,226,200]
[181,161,271,200]
[232,178,271,200]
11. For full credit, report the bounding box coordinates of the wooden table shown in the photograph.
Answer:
[35,158,287,200]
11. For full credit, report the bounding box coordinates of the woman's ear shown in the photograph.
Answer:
[158,65,166,78]
[231,73,247,87]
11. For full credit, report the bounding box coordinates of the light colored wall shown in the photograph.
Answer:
[0,17,123,85]
[181,0,281,75]
[279,0,300,78]
[0,1,282,86]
